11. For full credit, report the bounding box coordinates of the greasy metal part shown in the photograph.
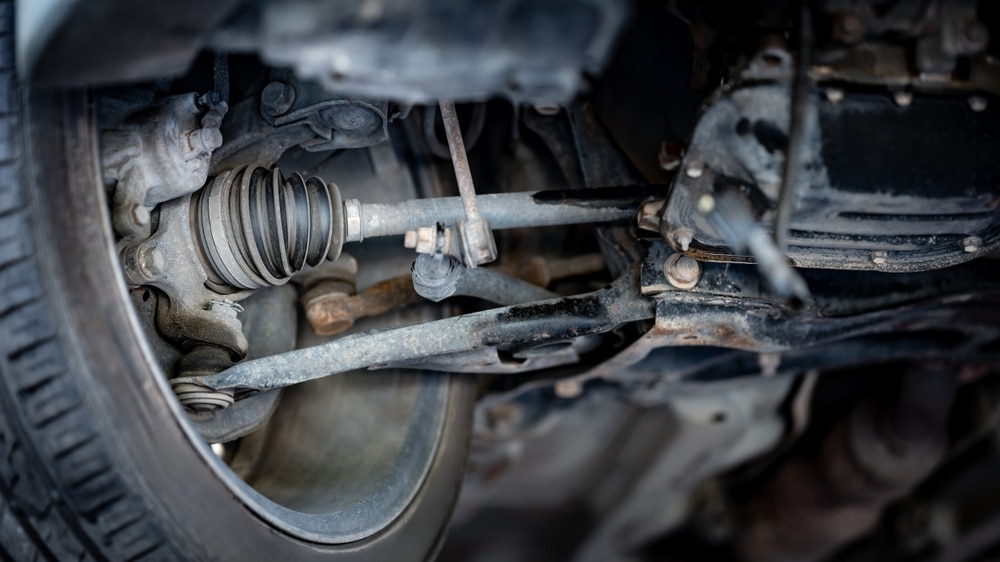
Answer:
[101,92,226,237]
[661,80,1000,272]
[189,285,298,443]
[577,239,1000,392]
[574,377,794,562]
[705,190,810,304]
[663,253,701,290]
[193,166,344,290]
[736,366,955,562]
[422,103,487,159]
[303,253,605,336]
[119,194,248,358]
[411,254,558,305]
[565,98,647,278]
[305,274,420,337]
[345,185,658,242]
[637,199,667,233]
[24,0,239,87]
[171,271,654,392]
[210,74,389,173]
[427,100,497,267]
[240,0,628,104]
[773,0,812,252]
[495,253,607,288]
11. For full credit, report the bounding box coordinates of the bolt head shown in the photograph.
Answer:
[825,88,845,104]
[871,250,889,265]
[962,236,982,253]
[637,200,666,232]
[893,91,913,107]
[131,205,150,227]
[261,81,296,117]
[664,253,702,290]
[137,245,166,278]
[685,161,705,179]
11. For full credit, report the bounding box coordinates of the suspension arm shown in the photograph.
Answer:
[171,272,654,392]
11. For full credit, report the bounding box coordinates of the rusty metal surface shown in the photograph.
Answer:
[305,274,421,336]
[305,254,606,336]
[172,271,654,392]
[578,239,1000,390]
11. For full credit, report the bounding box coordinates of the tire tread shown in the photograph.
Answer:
[0,2,182,559]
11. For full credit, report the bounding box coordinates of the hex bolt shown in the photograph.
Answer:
[131,204,150,227]
[969,96,988,112]
[185,127,223,157]
[637,199,666,232]
[825,88,845,104]
[664,253,702,290]
[261,81,296,117]
[962,236,982,253]
[893,91,913,107]
[121,242,165,285]
[403,226,440,255]
[137,244,166,279]
[685,161,705,179]
[871,250,889,265]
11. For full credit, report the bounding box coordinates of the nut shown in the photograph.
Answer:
[664,253,702,290]
[871,250,889,265]
[893,91,913,107]
[405,226,439,255]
